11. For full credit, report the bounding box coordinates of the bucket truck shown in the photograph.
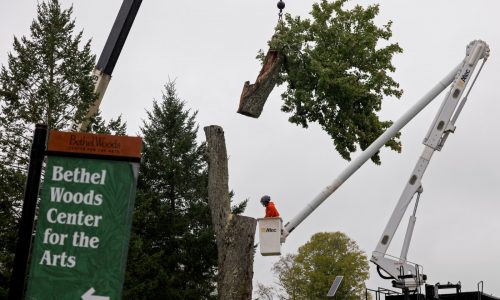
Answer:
[258,40,490,292]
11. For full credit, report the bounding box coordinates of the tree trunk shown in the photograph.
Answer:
[237,49,284,118]
[204,125,257,300]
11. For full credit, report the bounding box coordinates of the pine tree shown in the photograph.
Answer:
[0,0,125,168]
[0,0,125,295]
[124,82,217,299]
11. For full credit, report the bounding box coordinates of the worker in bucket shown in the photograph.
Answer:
[260,195,280,218]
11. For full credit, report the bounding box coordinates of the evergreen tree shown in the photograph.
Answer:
[124,82,217,299]
[0,0,125,295]
[0,0,125,167]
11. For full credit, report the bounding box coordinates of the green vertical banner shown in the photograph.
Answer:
[25,131,142,300]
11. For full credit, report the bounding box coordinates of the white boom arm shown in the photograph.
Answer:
[370,40,489,290]
[282,66,459,237]
[281,40,489,240]
[77,69,112,131]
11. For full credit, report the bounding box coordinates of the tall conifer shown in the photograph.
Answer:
[124,82,217,299]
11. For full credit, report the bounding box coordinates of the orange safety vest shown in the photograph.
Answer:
[265,201,280,218]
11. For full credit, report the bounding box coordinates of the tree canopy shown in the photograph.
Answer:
[267,0,403,164]
[265,232,370,299]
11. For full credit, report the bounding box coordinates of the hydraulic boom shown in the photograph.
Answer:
[265,40,489,294]
[280,41,489,243]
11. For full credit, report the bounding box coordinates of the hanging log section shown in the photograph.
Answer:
[237,49,284,118]
[204,125,257,300]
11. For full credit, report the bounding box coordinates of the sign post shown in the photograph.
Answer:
[24,131,142,299]
[8,124,47,300]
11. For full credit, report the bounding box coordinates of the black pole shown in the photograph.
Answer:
[8,124,47,300]
[96,0,143,75]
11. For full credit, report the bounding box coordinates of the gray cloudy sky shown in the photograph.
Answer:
[1,0,499,296]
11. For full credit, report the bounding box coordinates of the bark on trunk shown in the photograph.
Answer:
[237,49,284,118]
[204,125,257,300]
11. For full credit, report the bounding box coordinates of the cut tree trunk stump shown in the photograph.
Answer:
[237,49,284,118]
[204,125,257,300]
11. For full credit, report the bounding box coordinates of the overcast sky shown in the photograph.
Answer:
[1,0,499,296]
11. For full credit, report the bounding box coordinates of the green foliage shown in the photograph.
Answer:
[0,166,26,299]
[254,282,287,300]
[266,0,403,164]
[271,232,369,299]
[0,0,125,167]
[123,82,217,299]
[0,0,95,131]
[0,0,126,295]
[230,190,248,215]
[85,110,127,135]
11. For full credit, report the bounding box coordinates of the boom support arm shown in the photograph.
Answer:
[370,40,489,290]
[282,62,461,238]
[282,40,488,240]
